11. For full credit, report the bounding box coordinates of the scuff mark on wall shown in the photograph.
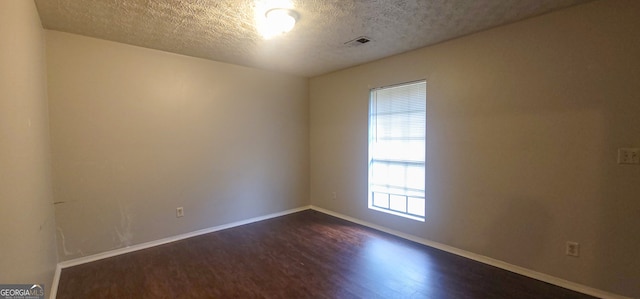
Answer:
[56,227,83,256]
[114,202,133,247]
[39,218,47,232]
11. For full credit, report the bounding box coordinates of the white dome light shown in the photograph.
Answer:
[263,8,298,38]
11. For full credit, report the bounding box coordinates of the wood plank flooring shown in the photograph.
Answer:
[56,210,597,298]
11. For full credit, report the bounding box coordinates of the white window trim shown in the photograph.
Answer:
[367,80,426,222]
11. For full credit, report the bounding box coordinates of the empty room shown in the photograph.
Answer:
[1,0,638,298]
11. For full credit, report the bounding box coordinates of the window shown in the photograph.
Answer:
[368,80,426,221]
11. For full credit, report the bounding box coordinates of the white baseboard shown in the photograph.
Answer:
[309,205,631,299]
[50,204,630,299]
[50,205,311,298]
[49,265,61,299]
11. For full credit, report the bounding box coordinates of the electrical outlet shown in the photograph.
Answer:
[618,148,640,164]
[176,207,184,218]
[566,241,579,257]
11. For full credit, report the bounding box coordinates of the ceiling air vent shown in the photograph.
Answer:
[344,36,372,47]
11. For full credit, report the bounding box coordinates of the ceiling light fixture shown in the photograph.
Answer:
[263,8,298,38]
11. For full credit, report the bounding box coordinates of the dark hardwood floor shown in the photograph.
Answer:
[56,210,597,298]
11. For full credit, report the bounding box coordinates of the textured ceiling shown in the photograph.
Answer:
[34,0,594,77]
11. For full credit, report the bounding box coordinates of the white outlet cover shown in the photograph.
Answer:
[618,148,640,164]
[566,241,580,257]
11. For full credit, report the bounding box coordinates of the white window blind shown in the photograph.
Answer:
[368,80,426,221]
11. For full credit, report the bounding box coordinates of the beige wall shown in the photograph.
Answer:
[0,1,58,296]
[46,31,309,261]
[310,0,640,297]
